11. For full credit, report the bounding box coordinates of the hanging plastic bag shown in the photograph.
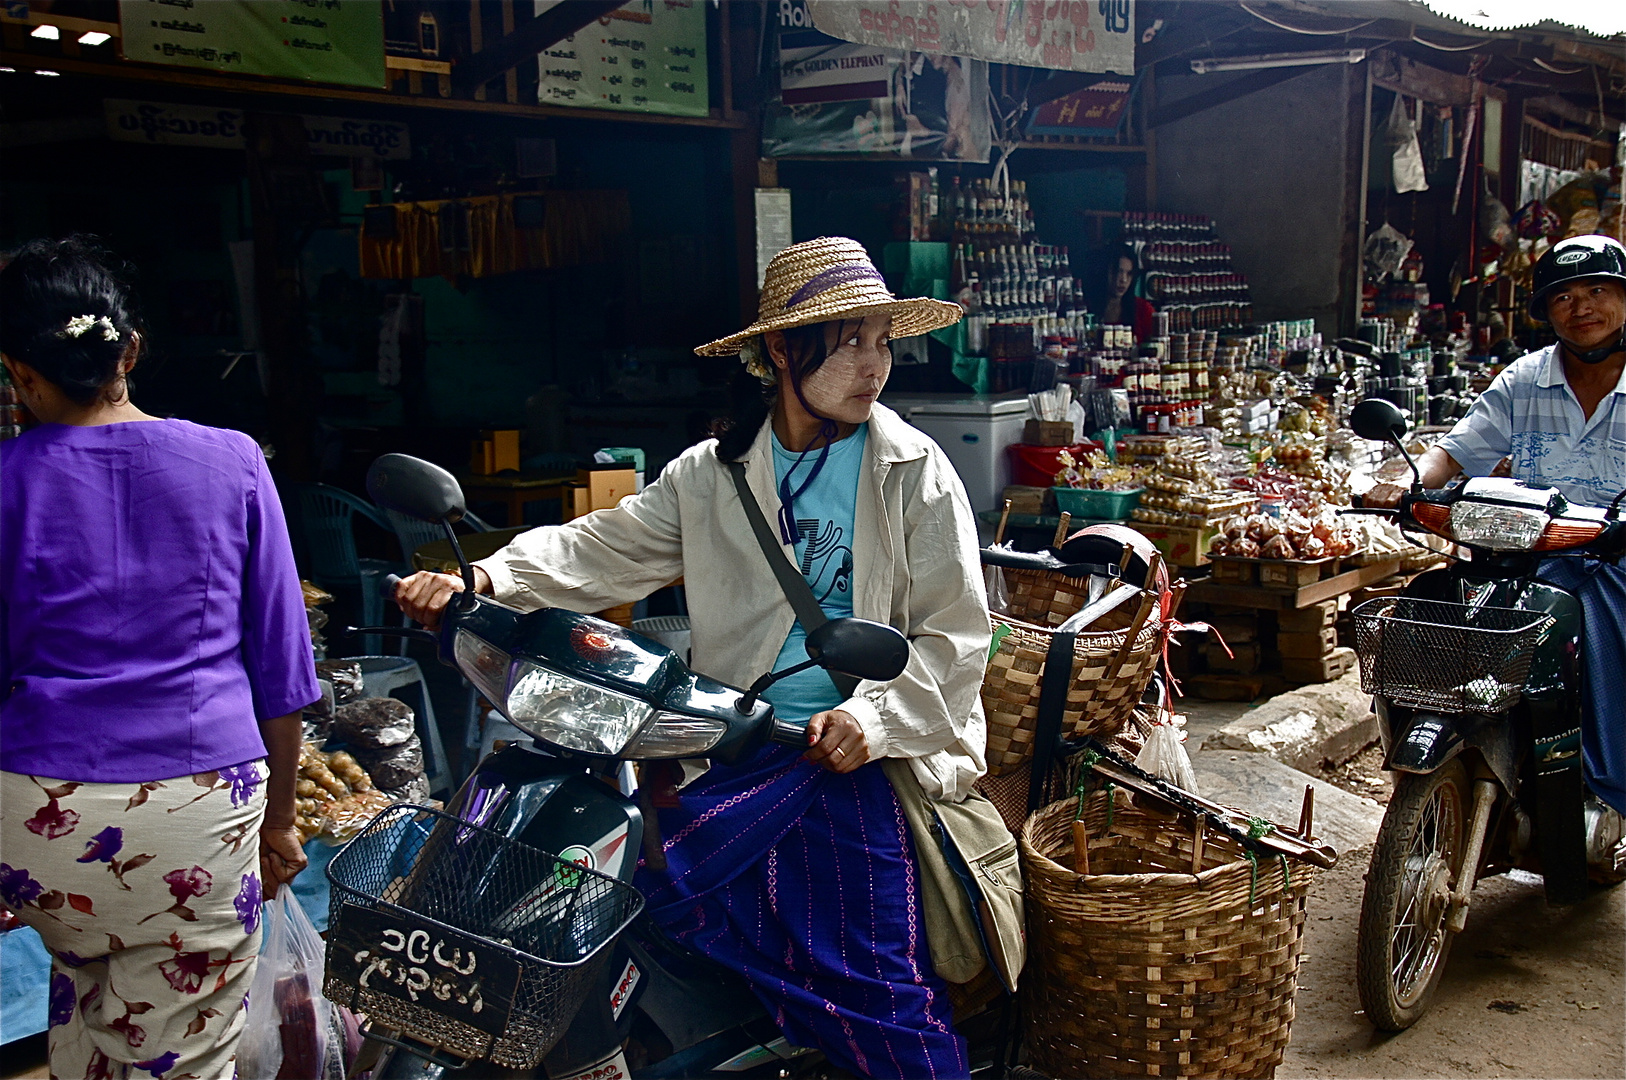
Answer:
[984,542,1014,616]
[1363,222,1413,284]
[1134,713,1199,794]
[238,891,344,1080]
[1384,94,1429,194]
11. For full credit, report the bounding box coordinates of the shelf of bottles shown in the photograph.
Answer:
[946,177,1093,393]
[1124,212,1255,332]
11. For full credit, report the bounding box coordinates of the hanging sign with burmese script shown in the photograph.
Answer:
[805,0,1134,76]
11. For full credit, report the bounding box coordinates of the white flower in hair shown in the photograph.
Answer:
[739,337,775,382]
[59,315,119,342]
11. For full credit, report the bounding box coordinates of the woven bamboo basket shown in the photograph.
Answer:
[1021,793,1314,1080]
[1003,567,1152,631]
[981,612,1162,777]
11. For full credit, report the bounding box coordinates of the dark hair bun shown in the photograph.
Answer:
[0,235,143,407]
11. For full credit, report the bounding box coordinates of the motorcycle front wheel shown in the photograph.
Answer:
[1356,759,1470,1031]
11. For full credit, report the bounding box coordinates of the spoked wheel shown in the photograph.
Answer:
[1357,759,1470,1031]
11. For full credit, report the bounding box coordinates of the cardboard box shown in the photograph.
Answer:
[487,429,520,474]
[1023,419,1075,446]
[999,485,1049,516]
[1132,523,1219,568]
[578,465,637,511]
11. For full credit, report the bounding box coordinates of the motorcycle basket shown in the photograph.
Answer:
[324,803,643,1069]
[1352,597,1555,714]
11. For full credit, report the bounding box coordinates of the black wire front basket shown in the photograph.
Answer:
[324,804,643,1069]
[1351,597,1555,715]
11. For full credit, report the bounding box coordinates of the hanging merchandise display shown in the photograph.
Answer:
[1383,94,1430,194]
[357,191,632,280]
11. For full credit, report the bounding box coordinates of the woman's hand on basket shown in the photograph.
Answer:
[805,710,868,773]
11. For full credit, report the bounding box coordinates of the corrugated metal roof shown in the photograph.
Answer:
[1273,0,1626,41]
[1420,0,1626,38]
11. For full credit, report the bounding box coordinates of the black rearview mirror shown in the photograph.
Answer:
[1349,398,1410,443]
[367,454,467,524]
[806,618,909,682]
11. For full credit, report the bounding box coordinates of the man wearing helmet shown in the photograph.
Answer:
[1369,233,1626,818]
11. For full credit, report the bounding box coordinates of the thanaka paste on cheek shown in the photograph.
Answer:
[799,345,890,424]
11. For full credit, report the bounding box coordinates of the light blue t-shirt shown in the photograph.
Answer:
[762,424,869,724]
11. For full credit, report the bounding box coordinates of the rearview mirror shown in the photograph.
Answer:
[806,618,909,682]
[1349,398,1410,443]
[367,454,466,524]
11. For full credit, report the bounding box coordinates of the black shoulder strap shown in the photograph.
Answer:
[726,460,858,699]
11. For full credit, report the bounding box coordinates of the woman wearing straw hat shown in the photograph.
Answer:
[394,237,990,1077]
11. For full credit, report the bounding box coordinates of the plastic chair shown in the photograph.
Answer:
[357,656,452,800]
[383,506,495,570]
[292,483,405,655]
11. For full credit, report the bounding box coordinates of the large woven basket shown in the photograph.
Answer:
[1002,567,1140,629]
[981,612,1162,776]
[1021,793,1314,1079]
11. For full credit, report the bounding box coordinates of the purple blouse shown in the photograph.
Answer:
[1,420,319,782]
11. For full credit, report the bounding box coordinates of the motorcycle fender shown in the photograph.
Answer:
[1380,704,1518,790]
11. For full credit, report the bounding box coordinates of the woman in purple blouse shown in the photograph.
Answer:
[0,238,319,1079]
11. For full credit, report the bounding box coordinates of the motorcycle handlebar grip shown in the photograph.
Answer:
[768,715,810,748]
[380,573,404,599]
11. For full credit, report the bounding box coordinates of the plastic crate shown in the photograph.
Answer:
[1052,487,1143,521]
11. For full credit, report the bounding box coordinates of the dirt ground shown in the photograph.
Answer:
[1281,851,1626,1079]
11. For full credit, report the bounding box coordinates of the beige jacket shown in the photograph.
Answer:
[475,404,991,801]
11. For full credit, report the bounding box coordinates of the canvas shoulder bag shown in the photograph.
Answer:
[725,460,1025,989]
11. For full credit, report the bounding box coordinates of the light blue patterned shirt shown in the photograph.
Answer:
[1438,345,1626,509]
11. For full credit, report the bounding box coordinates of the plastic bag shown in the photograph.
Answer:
[1384,94,1428,194]
[238,891,344,1080]
[1134,715,1198,795]
[1363,222,1413,283]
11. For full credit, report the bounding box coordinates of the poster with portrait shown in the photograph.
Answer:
[762,3,990,161]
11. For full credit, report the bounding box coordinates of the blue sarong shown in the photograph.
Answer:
[1538,557,1626,814]
[635,744,969,1080]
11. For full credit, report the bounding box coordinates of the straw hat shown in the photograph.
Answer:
[695,237,963,368]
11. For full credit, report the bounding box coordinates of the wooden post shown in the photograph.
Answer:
[1072,818,1092,876]
[469,0,485,101]
[1052,511,1072,550]
[996,499,1012,546]
[502,0,518,103]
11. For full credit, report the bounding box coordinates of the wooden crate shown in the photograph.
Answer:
[1278,601,1338,632]
[1259,557,1338,588]
[1207,614,1260,644]
[1208,557,1257,584]
[1205,641,1262,674]
[1189,674,1266,701]
[1278,625,1339,659]
[1187,557,1403,610]
[1282,646,1357,684]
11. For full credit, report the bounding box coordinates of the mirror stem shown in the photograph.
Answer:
[736,656,821,712]
[1389,432,1423,493]
[442,518,479,611]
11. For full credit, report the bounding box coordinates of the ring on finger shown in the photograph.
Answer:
[833,746,845,757]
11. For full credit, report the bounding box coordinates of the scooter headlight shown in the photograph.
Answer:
[505,661,653,756]
[1447,502,1547,551]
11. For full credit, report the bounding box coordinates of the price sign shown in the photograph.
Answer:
[534,0,709,117]
[328,903,521,1036]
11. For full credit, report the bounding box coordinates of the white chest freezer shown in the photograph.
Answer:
[882,393,1029,513]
